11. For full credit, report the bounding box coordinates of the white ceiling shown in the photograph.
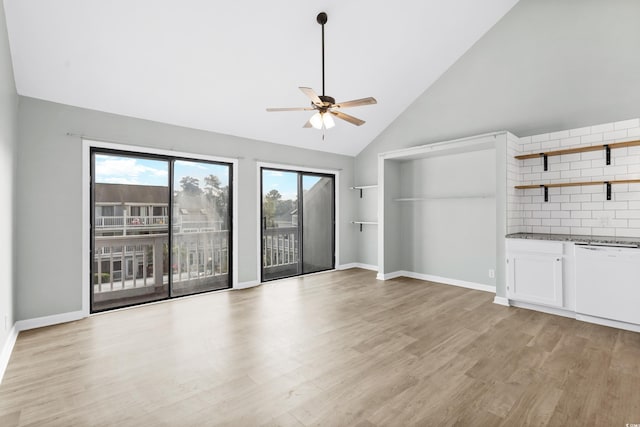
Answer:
[4,0,519,156]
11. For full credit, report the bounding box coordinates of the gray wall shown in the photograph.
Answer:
[16,97,356,321]
[355,0,640,285]
[0,1,17,351]
[398,150,497,286]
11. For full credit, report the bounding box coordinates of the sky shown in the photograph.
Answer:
[94,154,229,188]
[262,169,321,201]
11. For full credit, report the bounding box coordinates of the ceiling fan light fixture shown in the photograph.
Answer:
[310,112,323,129]
[323,112,335,129]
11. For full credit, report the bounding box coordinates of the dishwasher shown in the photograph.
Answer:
[575,243,640,325]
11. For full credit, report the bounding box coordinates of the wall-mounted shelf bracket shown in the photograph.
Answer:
[541,153,548,171]
[606,181,611,200]
[542,185,548,202]
[350,185,377,198]
[350,221,378,232]
[605,145,611,165]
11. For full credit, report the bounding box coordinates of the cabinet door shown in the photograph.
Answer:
[507,253,563,307]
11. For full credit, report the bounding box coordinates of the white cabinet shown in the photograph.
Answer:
[507,239,563,308]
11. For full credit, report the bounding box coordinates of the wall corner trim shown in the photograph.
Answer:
[493,296,510,306]
[337,263,378,272]
[235,280,260,290]
[15,310,86,333]
[0,324,19,384]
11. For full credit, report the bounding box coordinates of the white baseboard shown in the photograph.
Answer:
[493,296,510,306]
[235,280,260,290]
[576,314,640,333]
[377,271,404,280]
[401,271,495,293]
[509,301,575,319]
[15,310,86,332]
[0,324,18,384]
[337,263,378,271]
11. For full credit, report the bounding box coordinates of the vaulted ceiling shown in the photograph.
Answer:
[3,0,519,156]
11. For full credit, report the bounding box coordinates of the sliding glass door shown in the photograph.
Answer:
[261,168,334,282]
[91,149,232,312]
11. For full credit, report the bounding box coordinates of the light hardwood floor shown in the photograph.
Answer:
[1,269,639,426]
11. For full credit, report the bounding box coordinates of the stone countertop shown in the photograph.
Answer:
[506,232,640,248]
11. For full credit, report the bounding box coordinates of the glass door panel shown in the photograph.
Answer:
[172,160,232,296]
[261,168,335,282]
[91,152,170,312]
[302,174,335,274]
[261,169,300,281]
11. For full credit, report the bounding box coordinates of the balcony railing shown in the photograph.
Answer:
[93,231,229,294]
[262,227,298,268]
[95,215,224,234]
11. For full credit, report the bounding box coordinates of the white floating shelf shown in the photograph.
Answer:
[394,194,495,202]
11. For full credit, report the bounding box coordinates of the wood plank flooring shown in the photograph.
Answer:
[1,268,639,426]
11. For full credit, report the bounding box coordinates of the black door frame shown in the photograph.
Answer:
[260,167,336,283]
[90,147,234,313]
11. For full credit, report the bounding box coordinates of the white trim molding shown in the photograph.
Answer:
[0,325,18,384]
[493,296,510,306]
[235,280,260,290]
[15,310,86,332]
[376,270,496,293]
[337,263,377,271]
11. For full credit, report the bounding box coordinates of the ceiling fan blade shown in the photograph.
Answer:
[299,87,323,105]
[335,97,377,109]
[303,119,313,128]
[330,110,365,126]
[266,107,314,112]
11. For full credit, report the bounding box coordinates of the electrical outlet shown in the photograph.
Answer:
[488,269,495,279]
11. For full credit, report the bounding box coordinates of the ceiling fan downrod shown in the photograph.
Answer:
[317,12,327,97]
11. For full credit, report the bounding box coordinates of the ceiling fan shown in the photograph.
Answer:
[266,12,377,130]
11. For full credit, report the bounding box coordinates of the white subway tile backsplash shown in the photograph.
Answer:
[614,118,640,130]
[550,226,571,234]
[581,134,604,144]
[615,210,640,219]
[570,194,591,203]
[561,202,581,211]
[569,127,591,137]
[582,202,604,210]
[533,211,551,218]
[541,139,560,149]
[571,210,592,219]
[628,127,640,137]
[603,201,628,210]
[603,130,628,141]
[562,218,582,227]
[509,118,640,238]
[571,227,591,235]
[561,170,581,179]
[523,143,541,152]
[591,123,614,133]
[616,228,640,238]
[581,168,603,177]
[571,160,592,170]
[532,133,550,143]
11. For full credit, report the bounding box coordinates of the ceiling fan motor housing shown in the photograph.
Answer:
[318,95,335,107]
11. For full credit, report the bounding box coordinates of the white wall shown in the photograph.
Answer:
[0,0,18,362]
[15,97,357,321]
